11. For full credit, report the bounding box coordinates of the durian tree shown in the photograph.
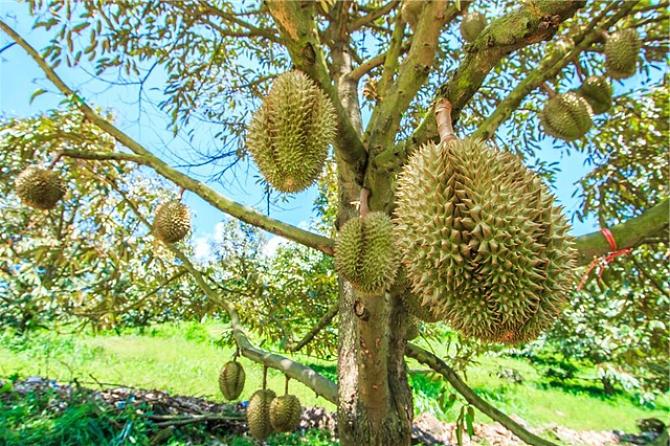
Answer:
[1,1,668,445]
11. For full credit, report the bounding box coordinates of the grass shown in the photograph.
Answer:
[0,321,668,435]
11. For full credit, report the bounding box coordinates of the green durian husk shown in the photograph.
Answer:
[218,361,245,401]
[395,138,576,344]
[269,394,302,432]
[460,12,487,42]
[15,166,65,210]
[246,71,336,193]
[577,76,612,115]
[540,92,593,141]
[605,29,640,79]
[247,389,276,440]
[153,200,191,244]
[335,211,399,295]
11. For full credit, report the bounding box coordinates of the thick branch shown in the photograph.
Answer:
[406,1,585,152]
[289,304,339,353]
[366,2,460,154]
[406,343,558,446]
[110,181,338,404]
[574,199,669,265]
[347,52,387,81]
[473,1,637,140]
[265,0,367,176]
[0,20,334,256]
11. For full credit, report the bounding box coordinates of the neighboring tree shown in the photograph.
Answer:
[0,2,668,446]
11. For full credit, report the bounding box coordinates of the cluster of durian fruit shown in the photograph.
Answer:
[218,360,302,441]
[13,167,192,244]
[540,28,640,141]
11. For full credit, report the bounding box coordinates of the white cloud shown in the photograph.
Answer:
[193,237,212,262]
[262,236,289,257]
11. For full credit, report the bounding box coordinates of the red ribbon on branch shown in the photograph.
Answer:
[577,228,632,290]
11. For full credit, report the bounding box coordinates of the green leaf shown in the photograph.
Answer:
[466,406,475,437]
[30,89,47,104]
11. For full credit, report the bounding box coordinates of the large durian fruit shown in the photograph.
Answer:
[153,200,191,244]
[460,12,487,42]
[577,76,613,115]
[247,389,276,441]
[269,394,302,432]
[605,29,640,79]
[540,92,593,141]
[14,166,65,210]
[397,269,442,322]
[218,360,245,401]
[395,138,576,344]
[335,211,399,295]
[246,71,336,193]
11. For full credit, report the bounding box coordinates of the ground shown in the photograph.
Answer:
[0,321,667,445]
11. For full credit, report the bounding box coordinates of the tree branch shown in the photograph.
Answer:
[406,343,559,446]
[348,0,400,31]
[59,149,147,164]
[574,199,669,265]
[265,0,367,178]
[473,1,637,140]
[289,304,339,353]
[401,1,585,158]
[347,52,387,81]
[108,179,338,404]
[0,19,335,256]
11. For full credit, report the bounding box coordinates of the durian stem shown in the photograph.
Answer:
[47,151,63,170]
[435,98,457,144]
[178,187,185,200]
[284,375,290,396]
[540,82,557,98]
[359,188,370,218]
[262,366,268,390]
[573,57,586,81]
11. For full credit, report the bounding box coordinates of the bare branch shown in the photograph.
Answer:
[60,150,146,164]
[0,19,335,256]
[289,304,339,353]
[349,0,400,31]
[406,343,559,446]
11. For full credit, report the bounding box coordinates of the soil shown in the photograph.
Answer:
[2,377,665,446]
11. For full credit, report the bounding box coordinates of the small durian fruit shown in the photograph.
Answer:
[14,166,65,210]
[247,389,276,441]
[540,92,593,141]
[246,71,336,193]
[460,12,487,42]
[218,360,245,401]
[577,76,612,115]
[269,394,302,432]
[401,0,424,29]
[335,212,399,295]
[605,29,640,79]
[153,200,191,244]
[395,138,576,344]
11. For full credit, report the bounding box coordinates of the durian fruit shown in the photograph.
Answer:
[153,200,191,244]
[605,29,640,79]
[577,76,612,115]
[247,389,276,441]
[218,360,245,401]
[540,92,592,141]
[14,166,65,210]
[401,0,424,29]
[269,394,302,432]
[335,212,399,295]
[397,269,442,322]
[246,71,336,193]
[460,12,487,43]
[395,138,576,344]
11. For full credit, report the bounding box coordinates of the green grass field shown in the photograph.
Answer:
[0,321,667,434]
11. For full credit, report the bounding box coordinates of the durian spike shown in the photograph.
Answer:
[435,98,457,144]
[359,187,370,218]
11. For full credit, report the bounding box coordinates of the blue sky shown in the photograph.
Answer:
[1,2,605,258]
